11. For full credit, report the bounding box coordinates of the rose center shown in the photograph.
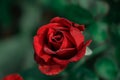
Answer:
[52,31,63,42]
[52,35,62,42]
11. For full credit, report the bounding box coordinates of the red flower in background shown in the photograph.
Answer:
[33,17,92,75]
[2,74,23,80]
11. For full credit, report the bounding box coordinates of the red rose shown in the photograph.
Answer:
[33,17,92,75]
[2,74,23,80]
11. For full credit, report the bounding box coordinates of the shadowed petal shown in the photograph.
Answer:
[70,27,84,49]
[50,17,72,27]
[33,36,42,55]
[53,58,69,65]
[33,36,51,62]
[38,63,67,75]
[62,31,75,46]
[34,53,45,65]
[72,23,85,31]
[56,48,76,59]
[44,45,56,54]
[60,33,73,49]
[70,40,92,62]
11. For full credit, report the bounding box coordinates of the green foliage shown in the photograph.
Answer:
[0,0,120,80]
[0,0,12,29]
[64,5,94,24]
[88,22,108,43]
[72,67,99,80]
[95,58,118,80]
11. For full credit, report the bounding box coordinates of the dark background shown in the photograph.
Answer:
[0,0,120,80]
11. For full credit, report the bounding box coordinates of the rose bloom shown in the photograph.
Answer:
[33,17,92,75]
[1,74,23,80]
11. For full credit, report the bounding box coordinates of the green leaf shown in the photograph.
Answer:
[72,68,99,80]
[64,5,94,24]
[50,0,68,13]
[91,1,109,17]
[95,58,118,80]
[72,58,86,71]
[109,24,120,46]
[78,0,92,9]
[20,67,47,80]
[79,0,109,17]
[92,44,108,55]
[20,66,68,80]
[88,22,108,43]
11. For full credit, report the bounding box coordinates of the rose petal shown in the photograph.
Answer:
[70,27,84,49]
[47,28,54,36]
[60,38,71,49]
[85,40,92,46]
[34,53,45,65]
[56,48,76,59]
[62,31,75,46]
[60,33,73,49]
[73,23,85,31]
[44,45,56,54]
[50,17,72,27]
[33,36,42,55]
[33,36,51,62]
[38,63,67,75]
[2,74,23,80]
[53,58,69,65]
[77,25,85,31]
[48,35,62,51]
[49,43,61,51]
[38,57,68,75]
[37,23,59,35]
[34,23,55,62]
[34,21,61,58]
[33,17,92,76]
[70,40,92,62]
[40,54,51,62]
[52,27,69,31]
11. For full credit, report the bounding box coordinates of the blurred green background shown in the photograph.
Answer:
[0,0,120,80]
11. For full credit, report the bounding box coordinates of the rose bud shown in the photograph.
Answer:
[33,17,92,75]
[1,73,23,80]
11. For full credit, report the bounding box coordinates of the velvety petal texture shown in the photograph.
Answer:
[38,61,68,75]
[50,17,72,27]
[2,74,23,80]
[33,17,92,76]
[70,40,92,62]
